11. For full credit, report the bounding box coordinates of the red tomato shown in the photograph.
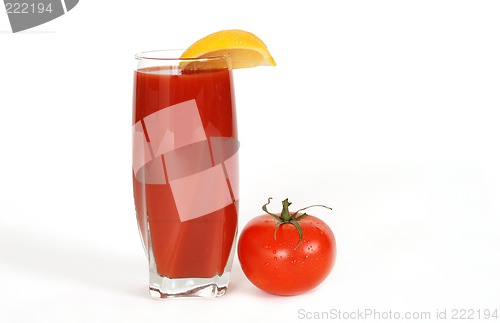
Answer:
[237,198,336,296]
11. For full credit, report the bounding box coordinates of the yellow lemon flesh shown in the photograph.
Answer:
[180,29,276,69]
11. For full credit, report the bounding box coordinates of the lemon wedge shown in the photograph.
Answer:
[180,29,276,69]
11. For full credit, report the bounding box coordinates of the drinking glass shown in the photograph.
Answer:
[132,50,239,298]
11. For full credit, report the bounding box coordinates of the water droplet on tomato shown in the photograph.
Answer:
[272,250,277,254]
[265,262,269,266]
[273,257,277,260]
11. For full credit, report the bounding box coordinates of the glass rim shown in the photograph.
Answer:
[135,49,229,62]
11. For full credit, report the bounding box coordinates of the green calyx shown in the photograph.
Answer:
[262,197,332,251]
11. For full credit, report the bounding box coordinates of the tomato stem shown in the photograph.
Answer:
[262,197,332,250]
[281,198,292,221]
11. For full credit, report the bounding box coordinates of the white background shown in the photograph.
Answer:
[1,1,499,322]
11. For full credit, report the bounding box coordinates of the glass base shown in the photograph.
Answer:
[149,272,231,298]
[146,225,237,299]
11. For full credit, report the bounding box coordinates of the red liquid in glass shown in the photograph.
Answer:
[133,66,238,278]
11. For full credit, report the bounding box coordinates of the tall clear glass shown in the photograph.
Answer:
[132,50,239,298]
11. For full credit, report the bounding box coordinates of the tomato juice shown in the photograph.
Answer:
[132,65,239,279]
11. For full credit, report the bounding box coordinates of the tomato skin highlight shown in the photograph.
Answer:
[237,214,336,296]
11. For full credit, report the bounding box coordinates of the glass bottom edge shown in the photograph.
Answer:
[149,272,231,299]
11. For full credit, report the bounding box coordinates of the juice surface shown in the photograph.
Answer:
[133,66,238,278]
